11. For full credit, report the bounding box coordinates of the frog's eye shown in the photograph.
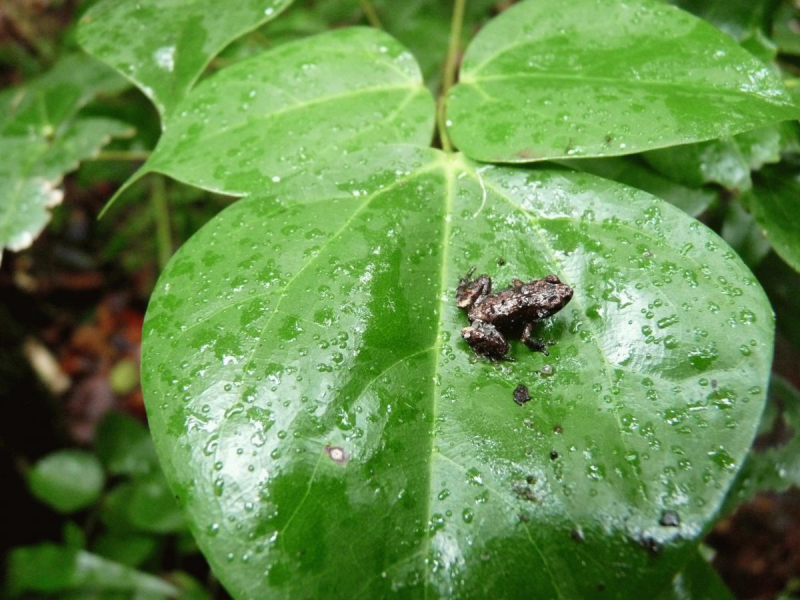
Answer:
[544,274,561,284]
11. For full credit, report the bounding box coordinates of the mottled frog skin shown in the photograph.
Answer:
[456,269,573,360]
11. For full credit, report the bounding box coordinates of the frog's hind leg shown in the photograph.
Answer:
[461,320,509,360]
[521,322,553,355]
[456,270,492,309]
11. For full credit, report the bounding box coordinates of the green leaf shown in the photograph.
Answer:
[721,196,771,268]
[446,0,799,163]
[77,0,294,119]
[643,126,784,192]
[142,146,773,598]
[116,27,434,206]
[565,157,718,217]
[92,533,160,568]
[6,543,176,597]
[28,450,105,514]
[0,54,127,137]
[102,475,187,535]
[656,549,735,599]
[95,412,159,477]
[722,376,800,512]
[0,117,133,261]
[746,167,800,272]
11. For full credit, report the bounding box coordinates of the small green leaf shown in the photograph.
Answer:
[746,167,800,272]
[101,475,186,535]
[0,54,127,137]
[95,412,159,477]
[77,0,294,119]
[721,196,771,268]
[142,146,772,598]
[28,450,105,514]
[125,28,434,202]
[723,376,800,512]
[92,533,160,568]
[0,117,132,261]
[6,544,177,597]
[565,157,717,217]
[446,0,799,162]
[643,126,784,192]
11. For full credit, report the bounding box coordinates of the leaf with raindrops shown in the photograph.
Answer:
[77,0,295,120]
[103,27,435,210]
[142,145,772,598]
[445,0,800,163]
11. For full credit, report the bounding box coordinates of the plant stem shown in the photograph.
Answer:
[151,176,173,270]
[438,0,467,153]
[94,150,151,161]
[359,0,383,29]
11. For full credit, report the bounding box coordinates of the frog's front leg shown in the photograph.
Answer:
[461,320,509,360]
[521,322,553,355]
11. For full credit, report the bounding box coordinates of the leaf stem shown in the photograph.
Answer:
[94,150,151,161]
[438,0,467,153]
[359,0,383,29]
[150,176,173,270]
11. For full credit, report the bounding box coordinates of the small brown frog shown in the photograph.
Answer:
[456,268,573,360]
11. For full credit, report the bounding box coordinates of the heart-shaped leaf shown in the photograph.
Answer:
[446,0,800,163]
[114,28,434,206]
[77,0,294,119]
[142,146,772,598]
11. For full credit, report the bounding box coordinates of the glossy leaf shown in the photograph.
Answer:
[0,117,133,262]
[125,28,434,202]
[6,543,176,597]
[142,146,772,598]
[746,167,800,272]
[565,157,717,217]
[77,0,294,119]
[28,450,105,514]
[722,376,800,512]
[446,0,800,163]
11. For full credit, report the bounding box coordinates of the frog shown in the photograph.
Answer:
[456,267,574,360]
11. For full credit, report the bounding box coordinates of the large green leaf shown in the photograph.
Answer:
[142,146,772,598]
[656,549,734,600]
[446,0,800,163]
[745,167,800,272]
[115,28,434,205]
[77,0,294,119]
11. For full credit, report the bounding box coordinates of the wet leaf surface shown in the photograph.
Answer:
[446,0,799,163]
[77,0,294,119]
[142,146,772,598]
[137,28,435,198]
